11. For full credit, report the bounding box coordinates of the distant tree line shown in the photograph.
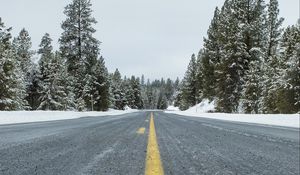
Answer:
[0,0,178,111]
[175,0,300,114]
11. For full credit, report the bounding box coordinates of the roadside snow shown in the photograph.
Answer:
[186,99,215,113]
[166,106,179,111]
[165,100,300,128]
[0,108,138,125]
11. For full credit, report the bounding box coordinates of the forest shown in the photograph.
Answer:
[175,0,300,114]
[0,0,178,111]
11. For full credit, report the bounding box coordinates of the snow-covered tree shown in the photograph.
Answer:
[260,0,284,113]
[13,28,34,84]
[93,57,110,111]
[12,28,34,109]
[276,25,300,113]
[212,0,268,113]
[129,76,143,109]
[157,92,168,110]
[242,51,263,113]
[26,64,41,110]
[38,33,53,81]
[214,0,246,112]
[201,7,221,101]
[0,18,28,110]
[60,0,101,110]
[179,54,198,110]
[111,69,127,110]
[195,50,204,102]
[38,52,68,110]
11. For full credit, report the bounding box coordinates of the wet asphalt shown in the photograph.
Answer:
[0,111,299,175]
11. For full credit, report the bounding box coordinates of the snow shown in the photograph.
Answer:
[0,108,138,125]
[186,99,215,113]
[166,106,180,111]
[165,100,300,128]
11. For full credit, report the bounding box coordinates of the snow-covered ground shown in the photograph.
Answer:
[0,108,138,125]
[166,105,179,111]
[166,100,300,128]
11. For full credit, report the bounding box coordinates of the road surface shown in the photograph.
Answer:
[0,111,299,175]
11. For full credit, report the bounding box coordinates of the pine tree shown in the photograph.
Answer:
[93,57,110,111]
[213,0,268,113]
[111,69,127,110]
[180,54,198,110]
[157,92,168,110]
[242,56,262,113]
[195,50,204,102]
[124,77,135,108]
[202,7,221,101]
[60,0,100,110]
[141,75,145,86]
[27,33,55,110]
[0,18,28,110]
[13,28,33,83]
[165,78,174,103]
[38,52,68,110]
[288,42,300,113]
[38,33,53,81]
[260,0,284,113]
[26,64,41,110]
[130,76,143,109]
[145,81,154,109]
[213,0,245,112]
[276,25,300,113]
[13,28,34,109]
[234,0,267,113]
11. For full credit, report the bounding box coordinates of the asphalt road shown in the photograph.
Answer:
[0,111,299,175]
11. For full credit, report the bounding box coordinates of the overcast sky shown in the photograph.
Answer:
[1,0,299,80]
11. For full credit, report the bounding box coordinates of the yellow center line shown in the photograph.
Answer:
[145,112,164,175]
[137,127,146,134]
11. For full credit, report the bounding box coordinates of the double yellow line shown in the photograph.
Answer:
[145,112,164,175]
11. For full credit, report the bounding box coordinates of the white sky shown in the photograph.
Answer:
[1,0,299,80]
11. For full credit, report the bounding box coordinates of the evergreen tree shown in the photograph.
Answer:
[202,7,220,101]
[174,77,180,91]
[13,28,34,109]
[213,0,243,112]
[180,54,198,110]
[38,33,53,81]
[111,69,127,110]
[60,0,100,110]
[38,52,68,110]
[242,57,262,113]
[214,0,267,113]
[165,78,174,103]
[157,92,168,110]
[0,18,28,110]
[26,64,41,110]
[13,28,33,84]
[145,81,154,109]
[195,50,204,102]
[93,57,110,111]
[276,25,300,113]
[141,74,145,86]
[260,0,284,113]
[124,77,135,108]
[27,33,55,110]
[130,76,143,109]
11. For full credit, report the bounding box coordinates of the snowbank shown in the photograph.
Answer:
[186,99,215,113]
[166,106,180,111]
[0,108,138,125]
[165,100,300,128]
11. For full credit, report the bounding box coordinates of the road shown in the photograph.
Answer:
[0,111,299,175]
